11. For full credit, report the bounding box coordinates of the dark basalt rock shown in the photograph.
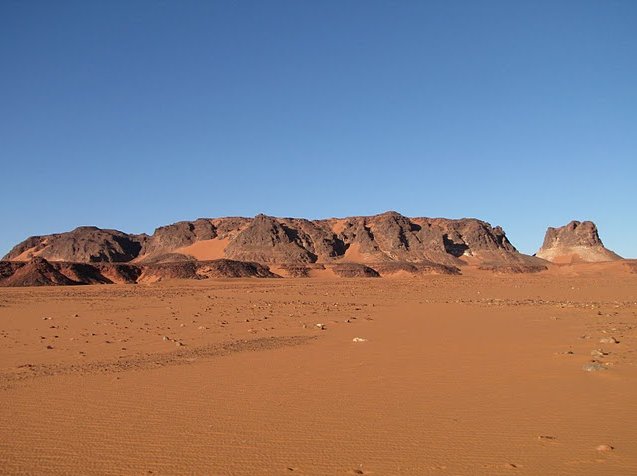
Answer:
[330,263,380,278]
[373,261,461,276]
[196,259,279,279]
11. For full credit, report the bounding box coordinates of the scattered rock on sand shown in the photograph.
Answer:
[596,444,614,452]
[599,337,619,344]
[591,349,609,357]
[582,362,607,372]
[352,337,368,343]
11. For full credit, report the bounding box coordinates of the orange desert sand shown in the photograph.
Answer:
[1,266,636,475]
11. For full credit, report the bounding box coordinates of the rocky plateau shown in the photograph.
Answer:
[0,212,625,285]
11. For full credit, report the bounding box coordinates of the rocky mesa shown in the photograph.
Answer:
[4,212,537,265]
[2,211,553,285]
[536,220,622,264]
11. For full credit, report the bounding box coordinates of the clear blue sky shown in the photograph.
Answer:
[1,1,635,257]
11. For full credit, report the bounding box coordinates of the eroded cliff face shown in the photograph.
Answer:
[536,221,621,263]
[2,211,547,285]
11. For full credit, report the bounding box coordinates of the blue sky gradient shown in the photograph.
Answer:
[1,1,635,257]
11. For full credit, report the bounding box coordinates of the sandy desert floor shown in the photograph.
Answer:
[0,271,636,475]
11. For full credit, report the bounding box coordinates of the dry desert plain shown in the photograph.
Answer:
[1,265,636,475]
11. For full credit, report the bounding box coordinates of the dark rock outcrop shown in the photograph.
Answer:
[331,263,380,278]
[137,261,201,282]
[196,259,279,279]
[0,257,280,286]
[4,227,146,263]
[138,253,197,264]
[373,261,461,276]
[224,214,318,264]
[94,263,142,284]
[275,264,315,278]
[141,219,217,256]
[124,259,279,282]
[477,263,548,274]
[0,257,77,286]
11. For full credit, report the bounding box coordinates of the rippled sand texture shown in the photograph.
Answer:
[1,273,636,475]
